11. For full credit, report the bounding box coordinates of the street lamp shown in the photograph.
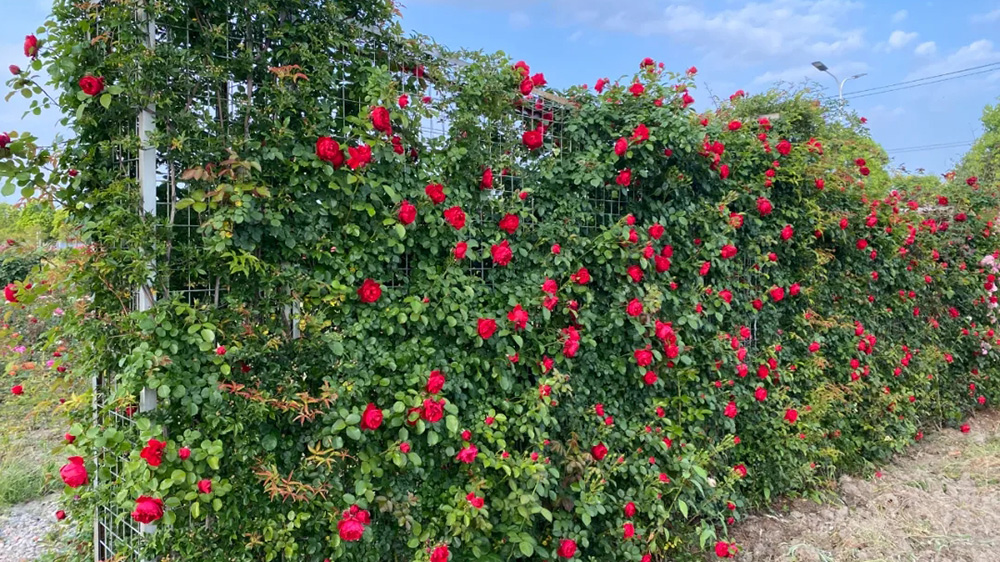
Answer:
[812,61,866,101]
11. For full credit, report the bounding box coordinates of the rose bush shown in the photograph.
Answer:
[3,1,999,561]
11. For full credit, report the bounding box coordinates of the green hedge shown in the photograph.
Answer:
[4,1,998,561]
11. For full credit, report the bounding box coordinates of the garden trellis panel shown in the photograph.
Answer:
[16,0,997,561]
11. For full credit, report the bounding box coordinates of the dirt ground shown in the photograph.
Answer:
[729,410,1000,561]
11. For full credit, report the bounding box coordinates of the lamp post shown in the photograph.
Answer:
[811,61,866,101]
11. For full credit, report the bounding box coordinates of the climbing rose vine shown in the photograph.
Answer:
[2,1,998,561]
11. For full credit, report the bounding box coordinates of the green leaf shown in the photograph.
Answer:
[445,415,459,435]
[346,426,362,441]
[394,224,406,239]
[518,541,533,557]
[678,499,688,518]
[99,93,111,109]
[261,434,277,451]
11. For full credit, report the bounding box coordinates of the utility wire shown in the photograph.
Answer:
[843,61,1000,97]
[887,141,975,154]
[818,61,1000,101]
[845,68,1000,100]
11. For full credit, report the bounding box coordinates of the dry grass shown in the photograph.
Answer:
[729,411,1000,562]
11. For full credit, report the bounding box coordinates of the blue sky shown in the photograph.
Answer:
[2,0,999,204]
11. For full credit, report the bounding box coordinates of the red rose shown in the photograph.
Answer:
[699,261,711,276]
[316,137,344,167]
[480,168,494,189]
[715,541,733,558]
[961,424,970,433]
[542,279,558,294]
[425,183,445,204]
[784,408,798,424]
[197,479,212,494]
[531,72,547,87]
[629,82,644,96]
[499,213,520,234]
[769,286,785,301]
[522,127,544,150]
[614,137,628,157]
[687,66,698,75]
[724,401,737,418]
[24,35,38,57]
[815,178,825,190]
[632,124,649,143]
[520,77,534,96]
[513,60,530,77]
[856,239,868,250]
[626,299,643,317]
[431,545,450,562]
[400,442,411,453]
[370,106,392,134]
[623,522,635,539]
[422,398,445,423]
[719,164,730,179]
[627,264,643,283]
[398,200,417,225]
[453,241,467,260]
[789,283,801,296]
[859,166,870,176]
[655,255,671,273]
[4,283,18,303]
[178,447,191,460]
[477,318,497,339]
[720,244,737,259]
[507,304,529,330]
[10,384,22,395]
[443,206,466,230]
[808,341,820,353]
[571,267,591,284]
[624,501,636,518]
[591,443,608,460]
[357,279,382,303]
[616,168,632,186]
[756,197,772,216]
[634,349,653,367]
[780,224,794,240]
[337,515,366,541]
[79,75,104,96]
[131,496,164,524]
[64,432,75,443]
[347,144,373,170]
[649,223,664,239]
[643,371,657,385]
[491,240,513,266]
[360,403,383,430]
[719,289,733,303]
[755,387,767,401]
[55,510,66,521]
[0,133,9,150]
[426,370,446,394]
[557,539,577,558]
[456,444,478,464]
[139,438,167,467]
[728,120,742,131]
[776,139,791,155]
[551,243,561,254]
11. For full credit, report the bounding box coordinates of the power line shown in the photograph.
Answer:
[818,61,1000,101]
[842,61,1000,97]
[886,141,975,154]
[846,67,1000,100]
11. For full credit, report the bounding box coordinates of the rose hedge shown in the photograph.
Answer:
[3,1,1000,561]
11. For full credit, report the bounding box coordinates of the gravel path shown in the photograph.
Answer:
[728,411,1000,561]
[0,494,59,562]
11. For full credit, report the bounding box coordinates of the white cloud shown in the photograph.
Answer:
[891,9,908,22]
[906,39,1000,80]
[914,41,937,56]
[975,8,1000,22]
[549,0,867,64]
[567,30,584,42]
[887,30,918,50]
[508,11,530,29]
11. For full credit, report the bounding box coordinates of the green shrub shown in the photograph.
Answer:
[4,1,999,561]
